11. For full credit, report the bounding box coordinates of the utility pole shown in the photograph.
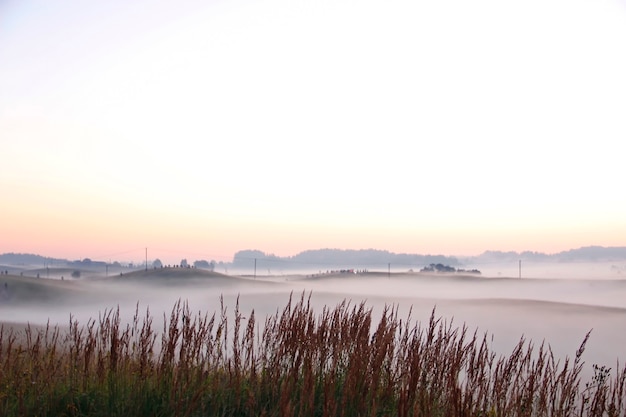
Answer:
[388,263,391,278]
[254,258,257,279]
[519,260,522,279]
[145,247,148,271]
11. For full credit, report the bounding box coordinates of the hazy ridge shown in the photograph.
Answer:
[2,245,626,272]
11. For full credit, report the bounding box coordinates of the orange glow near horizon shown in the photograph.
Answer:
[2,200,624,265]
[2,166,625,264]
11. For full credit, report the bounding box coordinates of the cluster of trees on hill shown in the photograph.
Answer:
[420,263,481,274]
[70,258,109,268]
[151,259,216,271]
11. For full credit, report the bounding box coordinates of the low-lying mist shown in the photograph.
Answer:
[2,265,625,383]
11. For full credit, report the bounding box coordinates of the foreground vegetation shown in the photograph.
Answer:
[1,295,624,416]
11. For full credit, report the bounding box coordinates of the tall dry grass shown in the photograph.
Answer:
[0,293,624,416]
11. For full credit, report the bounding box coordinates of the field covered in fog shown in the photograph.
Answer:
[0,268,626,414]
[2,265,625,382]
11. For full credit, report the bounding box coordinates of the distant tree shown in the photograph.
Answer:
[194,260,210,269]
[180,259,189,268]
[232,250,266,267]
[71,270,81,278]
[192,260,217,271]
[152,259,163,269]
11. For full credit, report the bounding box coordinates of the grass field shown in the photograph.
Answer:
[1,293,625,416]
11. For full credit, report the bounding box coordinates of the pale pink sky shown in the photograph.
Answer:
[1,0,625,264]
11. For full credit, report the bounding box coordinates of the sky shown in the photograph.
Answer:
[1,0,625,264]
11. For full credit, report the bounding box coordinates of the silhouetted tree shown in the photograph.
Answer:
[194,260,210,269]
[192,260,216,271]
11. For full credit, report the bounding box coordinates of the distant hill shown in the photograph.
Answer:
[231,248,459,272]
[0,273,91,305]
[554,246,626,261]
[0,253,67,266]
[105,267,233,284]
[471,246,626,263]
[2,246,625,276]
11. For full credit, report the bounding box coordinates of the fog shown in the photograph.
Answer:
[464,260,626,280]
[1,263,625,383]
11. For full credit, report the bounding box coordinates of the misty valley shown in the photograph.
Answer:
[1,254,626,416]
